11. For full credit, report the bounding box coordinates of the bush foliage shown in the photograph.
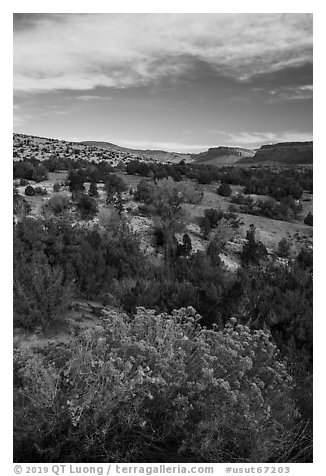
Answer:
[14,307,304,463]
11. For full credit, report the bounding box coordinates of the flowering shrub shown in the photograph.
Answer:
[14,307,301,462]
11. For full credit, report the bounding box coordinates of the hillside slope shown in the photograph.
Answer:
[81,141,192,163]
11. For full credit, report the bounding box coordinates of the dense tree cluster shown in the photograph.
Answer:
[14,159,48,182]
[126,159,312,199]
[230,193,303,221]
[220,166,312,196]
[14,216,144,307]
[126,159,183,181]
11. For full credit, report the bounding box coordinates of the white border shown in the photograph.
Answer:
[3,3,323,474]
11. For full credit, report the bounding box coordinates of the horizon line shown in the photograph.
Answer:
[13,131,313,155]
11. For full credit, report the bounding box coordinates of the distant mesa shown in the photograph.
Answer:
[14,134,313,167]
[239,141,313,165]
[192,146,256,166]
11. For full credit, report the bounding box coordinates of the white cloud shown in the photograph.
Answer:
[51,132,213,152]
[268,84,313,102]
[14,13,312,93]
[220,130,313,147]
[98,138,214,153]
[75,95,112,101]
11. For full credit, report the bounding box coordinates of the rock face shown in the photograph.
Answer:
[192,146,255,165]
[240,142,313,165]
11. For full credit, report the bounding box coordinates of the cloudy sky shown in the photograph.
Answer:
[13,13,313,152]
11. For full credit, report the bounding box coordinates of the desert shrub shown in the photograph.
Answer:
[279,196,303,220]
[13,307,300,463]
[158,179,203,205]
[44,194,70,215]
[209,218,238,254]
[153,226,166,247]
[199,216,212,239]
[115,161,126,172]
[204,208,221,227]
[113,191,124,215]
[88,181,99,198]
[199,208,231,238]
[135,178,200,217]
[13,190,31,216]
[67,169,86,199]
[34,186,48,195]
[277,237,292,258]
[304,212,313,226]
[241,225,268,266]
[206,238,222,265]
[25,185,35,196]
[137,203,156,216]
[32,164,48,182]
[126,160,139,175]
[77,194,98,220]
[295,246,313,270]
[217,182,232,197]
[231,192,254,208]
[20,178,29,186]
[196,169,212,184]
[53,182,61,192]
[180,233,192,256]
[222,210,242,228]
[228,203,238,213]
[104,174,127,203]
[134,179,155,203]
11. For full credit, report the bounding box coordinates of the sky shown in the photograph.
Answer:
[13,13,313,152]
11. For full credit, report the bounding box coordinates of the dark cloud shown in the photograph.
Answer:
[250,63,312,90]
[13,13,66,32]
